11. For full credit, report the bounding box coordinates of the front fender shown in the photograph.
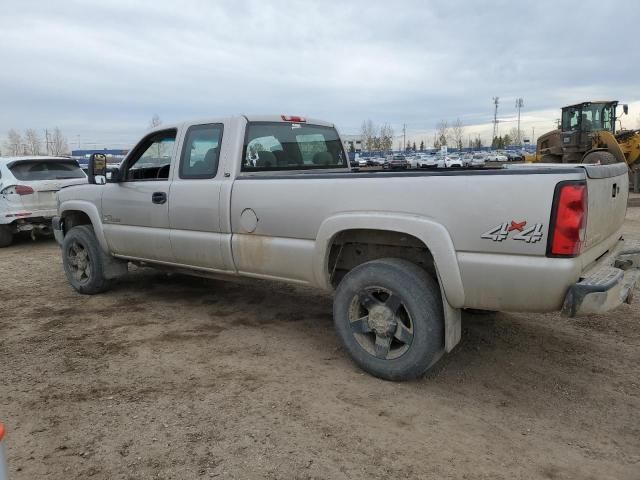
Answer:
[59,200,109,254]
[313,212,465,308]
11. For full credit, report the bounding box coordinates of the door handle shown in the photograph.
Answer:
[152,192,167,204]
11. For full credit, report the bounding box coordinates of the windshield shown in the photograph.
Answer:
[10,160,86,180]
[242,122,347,171]
[562,103,614,132]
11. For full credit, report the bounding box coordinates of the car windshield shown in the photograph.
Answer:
[10,160,86,180]
[243,122,347,171]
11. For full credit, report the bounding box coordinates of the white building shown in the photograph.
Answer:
[341,134,363,153]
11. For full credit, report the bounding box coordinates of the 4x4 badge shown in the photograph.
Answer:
[481,221,543,243]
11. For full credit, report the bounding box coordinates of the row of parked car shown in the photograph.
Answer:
[352,150,528,170]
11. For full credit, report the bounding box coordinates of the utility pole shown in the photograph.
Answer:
[402,123,406,151]
[515,97,524,145]
[492,97,499,147]
[531,127,535,144]
[44,129,50,155]
[77,134,81,149]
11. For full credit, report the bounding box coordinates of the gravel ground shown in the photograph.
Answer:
[1,208,639,480]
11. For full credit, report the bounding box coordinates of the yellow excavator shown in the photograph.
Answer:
[526,101,640,190]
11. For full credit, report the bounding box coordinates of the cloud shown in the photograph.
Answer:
[1,0,638,149]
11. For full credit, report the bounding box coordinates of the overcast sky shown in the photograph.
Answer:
[1,0,639,151]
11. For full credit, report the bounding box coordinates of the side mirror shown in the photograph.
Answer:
[623,104,629,115]
[87,153,108,185]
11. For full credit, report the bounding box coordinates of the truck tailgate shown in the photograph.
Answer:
[583,163,629,252]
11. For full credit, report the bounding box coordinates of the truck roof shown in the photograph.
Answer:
[144,115,335,135]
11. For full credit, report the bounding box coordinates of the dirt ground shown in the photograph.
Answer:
[1,209,639,480]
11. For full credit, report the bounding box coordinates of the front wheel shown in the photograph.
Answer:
[333,258,444,381]
[62,225,110,294]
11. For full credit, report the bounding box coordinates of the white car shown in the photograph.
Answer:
[417,155,438,168]
[0,156,87,247]
[470,153,486,167]
[444,155,464,168]
[406,155,419,169]
[486,151,508,162]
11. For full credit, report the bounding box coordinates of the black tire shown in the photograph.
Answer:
[582,151,617,165]
[333,258,444,381]
[0,225,13,248]
[62,225,109,294]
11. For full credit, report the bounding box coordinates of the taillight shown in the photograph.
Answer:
[548,182,588,257]
[281,115,306,122]
[15,185,34,195]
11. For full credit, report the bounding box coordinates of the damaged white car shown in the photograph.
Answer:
[0,157,86,247]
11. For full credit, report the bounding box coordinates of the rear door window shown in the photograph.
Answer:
[242,122,347,171]
[10,161,86,181]
[179,124,224,179]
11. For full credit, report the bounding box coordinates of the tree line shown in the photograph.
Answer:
[359,120,395,152]
[2,127,70,156]
[359,118,485,153]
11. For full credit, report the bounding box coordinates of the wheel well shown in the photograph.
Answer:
[327,229,435,288]
[61,210,92,232]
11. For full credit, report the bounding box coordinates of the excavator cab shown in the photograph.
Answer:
[558,101,618,163]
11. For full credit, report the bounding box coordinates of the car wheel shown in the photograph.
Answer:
[62,225,110,294]
[333,258,444,381]
[0,225,13,248]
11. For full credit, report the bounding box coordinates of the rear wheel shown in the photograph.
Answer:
[333,258,444,381]
[582,151,617,165]
[0,225,13,248]
[62,225,109,294]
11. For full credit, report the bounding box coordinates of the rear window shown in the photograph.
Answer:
[10,161,86,181]
[242,122,347,171]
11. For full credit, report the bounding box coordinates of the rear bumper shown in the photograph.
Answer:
[562,239,640,316]
[52,216,64,246]
[1,208,57,225]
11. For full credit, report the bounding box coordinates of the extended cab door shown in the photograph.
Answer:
[101,129,177,262]
[168,122,234,271]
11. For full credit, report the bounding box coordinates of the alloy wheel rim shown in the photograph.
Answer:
[67,241,92,284]
[347,287,414,360]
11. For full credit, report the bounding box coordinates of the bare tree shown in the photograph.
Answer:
[4,129,23,156]
[24,128,42,155]
[360,120,377,151]
[508,127,520,145]
[433,133,440,149]
[451,119,465,151]
[436,121,449,147]
[50,127,69,155]
[379,123,394,152]
[149,114,162,129]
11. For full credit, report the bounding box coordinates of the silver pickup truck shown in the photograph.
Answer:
[53,115,640,380]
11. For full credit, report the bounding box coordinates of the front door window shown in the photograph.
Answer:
[124,130,177,181]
